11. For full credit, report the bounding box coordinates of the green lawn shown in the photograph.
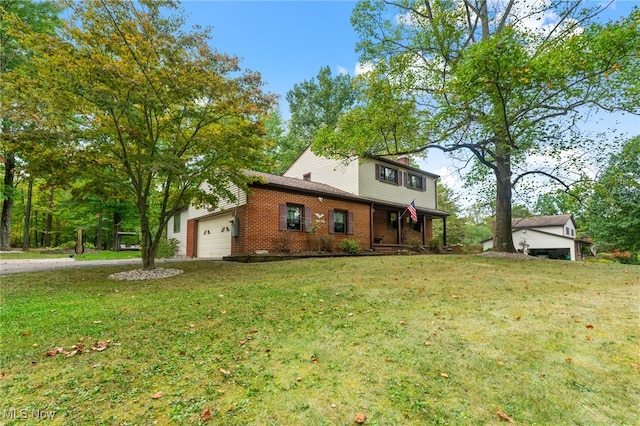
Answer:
[1,255,638,425]
[0,250,141,261]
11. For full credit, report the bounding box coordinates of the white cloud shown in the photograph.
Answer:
[355,61,373,76]
[337,65,349,76]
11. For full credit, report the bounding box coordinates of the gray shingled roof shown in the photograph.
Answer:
[244,170,359,199]
[512,214,574,228]
[243,170,449,217]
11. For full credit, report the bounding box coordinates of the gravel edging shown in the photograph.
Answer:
[108,268,184,281]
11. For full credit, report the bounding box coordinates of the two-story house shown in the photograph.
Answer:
[482,214,585,260]
[167,147,449,258]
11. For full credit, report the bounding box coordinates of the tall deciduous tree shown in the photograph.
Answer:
[321,0,640,252]
[283,66,358,164]
[587,136,640,253]
[21,0,275,269]
[0,0,61,250]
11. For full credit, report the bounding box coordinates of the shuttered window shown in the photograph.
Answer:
[329,210,354,235]
[279,204,311,232]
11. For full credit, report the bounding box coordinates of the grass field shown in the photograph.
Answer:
[1,255,638,425]
[0,250,141,261]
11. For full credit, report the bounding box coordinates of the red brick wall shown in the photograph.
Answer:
[186,219,196,257]
[231,187,372,254]
[372,208,434,246]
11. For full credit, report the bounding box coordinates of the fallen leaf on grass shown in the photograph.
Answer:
[566,357,572,363]
[45,347,64,357]
[452,294,461,299]
[585,335,592,341]
[219,368,230,375]
[151,391,163,399]
[21,331,31,336]
[497,409,514,423]
[93,340,111,351]
[440,372,449,378]
[586,324,594,329]
[423,341,432,346]
[202,407,211,421]
[354,412,367,424]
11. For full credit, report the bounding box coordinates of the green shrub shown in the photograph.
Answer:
[597,253,615,262]
[338,239,360,254]
[155,238,180,258]
[59,240,77,250]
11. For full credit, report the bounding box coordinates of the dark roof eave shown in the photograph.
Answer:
[366,154,441,179]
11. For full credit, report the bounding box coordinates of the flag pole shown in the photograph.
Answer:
[399,200,415,220]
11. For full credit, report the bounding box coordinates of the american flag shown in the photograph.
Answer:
[407,200,417,222]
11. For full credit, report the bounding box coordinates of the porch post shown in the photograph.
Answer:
[442,217,447,247]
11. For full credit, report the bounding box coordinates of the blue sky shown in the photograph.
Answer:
[181,1,361,116]
[180,1,639,201]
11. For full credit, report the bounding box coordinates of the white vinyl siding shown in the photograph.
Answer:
[284,148,359,195]
[358,161,438,210]
[167,209,188,256]
[188,182,247,220]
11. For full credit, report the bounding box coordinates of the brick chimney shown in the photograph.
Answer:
[396,155,410,165]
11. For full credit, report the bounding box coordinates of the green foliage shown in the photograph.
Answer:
[338,238,360,254]
[17,0,275,268]
[345,1,640,252]
[588,136,640,252]
[287,66,357,143]
[155,238,179,259]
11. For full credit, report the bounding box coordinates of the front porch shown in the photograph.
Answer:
[371,206,447,251]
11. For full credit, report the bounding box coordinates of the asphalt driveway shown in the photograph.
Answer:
[0,257,202,275]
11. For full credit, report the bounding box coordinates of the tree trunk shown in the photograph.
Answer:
[96,213,103,250]
[112,211,121,251]
[0,154,15,251]
[139,212,156,270]
[493,157,516,253]
[43,187,54,248]
[22,178,33,250]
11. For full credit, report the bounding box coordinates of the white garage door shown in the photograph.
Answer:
[197,213,232,257]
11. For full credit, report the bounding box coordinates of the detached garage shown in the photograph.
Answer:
[189,213,233,258]
[483,214,585,261]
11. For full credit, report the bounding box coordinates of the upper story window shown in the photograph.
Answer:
[566,226,570,236]
[406,173,425,191]
[377,164,399,185]
[303,173,311,181]
[173,211,181,233]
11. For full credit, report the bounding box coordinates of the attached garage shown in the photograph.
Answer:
[196,213,233,258]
